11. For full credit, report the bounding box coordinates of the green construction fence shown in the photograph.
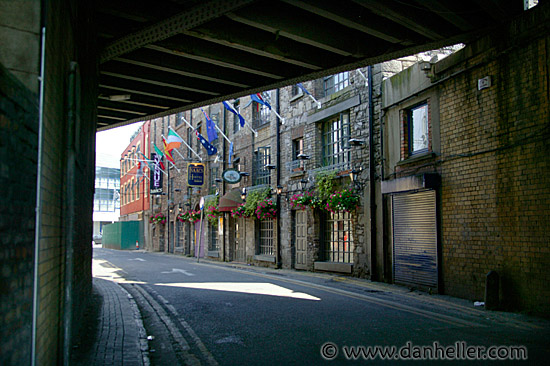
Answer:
[102,221,145,250]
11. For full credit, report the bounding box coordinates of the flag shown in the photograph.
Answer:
[139,152,154,170]
[201,108,218,143]
[153,143,166,170]
[162,137,175,164]
[296,83,311,95]
[165,129,183,151]
[195,130,217,155]
[228,142,234,164]
[223,101,246,127]
[250,93,271,110]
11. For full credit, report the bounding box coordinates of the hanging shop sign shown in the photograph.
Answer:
[150,153,163,194]
[222,168,241,184]
[188,163,205,186]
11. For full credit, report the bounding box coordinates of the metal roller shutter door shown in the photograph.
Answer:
[393,190,438,289]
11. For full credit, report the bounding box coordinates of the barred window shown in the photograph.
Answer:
[324,72,349,96]
[254,146,271,186]
[324,211,354,263]
[209,166,219,195]
[258,219,274,256]
[209,224,219,251]
[321,112,350,168]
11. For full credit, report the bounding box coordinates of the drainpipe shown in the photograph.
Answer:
[276,89,281,268]
[62,61,80,365]
[368,65,378,281]
[222,107,227,261]
[31,26,46,366]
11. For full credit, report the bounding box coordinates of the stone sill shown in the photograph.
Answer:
[254,255,276,263]
[397,152,436,166]
[314,261,353,274]
[207,251,219,258]
[289,91,304,103]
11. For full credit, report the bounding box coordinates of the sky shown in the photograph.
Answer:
[95,122,142,168]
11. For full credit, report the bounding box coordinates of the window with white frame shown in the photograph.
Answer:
[324,72,349,96]
[321,112,350,168]
[257,219,274,256]
[209,224,219,251]
[409,103,429,155]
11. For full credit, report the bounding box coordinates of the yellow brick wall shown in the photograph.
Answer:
[439,36,550,313]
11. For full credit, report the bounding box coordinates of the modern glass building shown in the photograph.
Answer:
[93,166,120,237]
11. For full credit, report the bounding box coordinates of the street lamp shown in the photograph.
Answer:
[300,178,308,191]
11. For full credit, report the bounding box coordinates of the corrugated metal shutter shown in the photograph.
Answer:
[393,190,438,289]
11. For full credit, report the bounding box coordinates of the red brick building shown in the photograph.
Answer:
[120,121,151,221]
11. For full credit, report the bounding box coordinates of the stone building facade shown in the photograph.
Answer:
[143,4,548,315]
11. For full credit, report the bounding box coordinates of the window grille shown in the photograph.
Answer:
[324,211,354,263]
[258,219,274,256]
[254,146,271,186]
[209,224,219,251]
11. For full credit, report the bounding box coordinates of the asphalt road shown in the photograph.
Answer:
[93,248,550,365]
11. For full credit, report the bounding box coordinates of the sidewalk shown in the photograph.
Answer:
[71,249,149,366]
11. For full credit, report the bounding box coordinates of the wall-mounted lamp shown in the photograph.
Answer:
[297,153,310,160]
[174,188,181,192]
[241,188,247,202]
[215,178,223,183]
[276,185,283,195]
[300,178,308,191]
[348,138,365,147]
[265,164,277,170]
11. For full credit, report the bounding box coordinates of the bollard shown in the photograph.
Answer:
[485,270,499,310]
[136,241,139,250]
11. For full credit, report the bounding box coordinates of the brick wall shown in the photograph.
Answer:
[0,1,97,364]
[438,31,550,313]
[0,2,41,363]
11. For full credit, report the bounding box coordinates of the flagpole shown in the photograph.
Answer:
[123,156,168,176]
[213,123,231,144]
[138,152,168,176]
[224,101,257,137]
[297,83,322,108]
[357,69,369,87]
[271,109,285,124]
[168,126,202,161]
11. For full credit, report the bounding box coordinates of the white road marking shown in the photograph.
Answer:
[129,258,146,261]
[161,268,195,276]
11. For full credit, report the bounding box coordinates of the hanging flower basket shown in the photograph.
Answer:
[188,210,201,223]
[255,198,277,220]
[325,189,360,213]
[206,205,221,225]
[177,211,190,223]
[150,212,166,224]
[231,204,248,218]
[289,191,314,210]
